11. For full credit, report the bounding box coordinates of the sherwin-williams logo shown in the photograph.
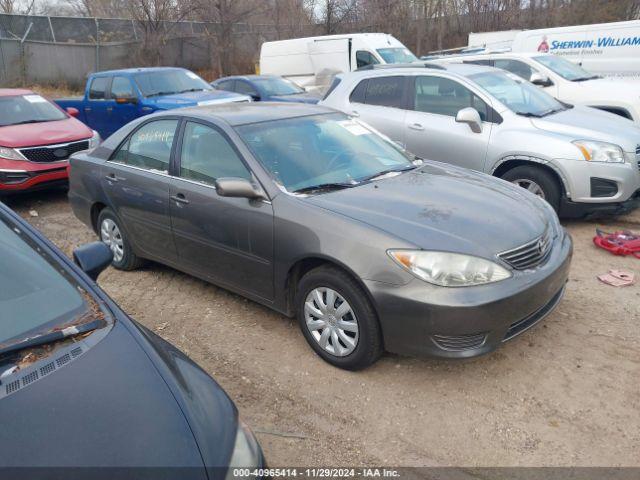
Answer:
[550,36,640,50]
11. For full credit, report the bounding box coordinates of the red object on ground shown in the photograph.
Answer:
[0,89,94,193]
[593,229,640,259]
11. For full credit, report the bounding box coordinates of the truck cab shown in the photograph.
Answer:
[56,67,250,139]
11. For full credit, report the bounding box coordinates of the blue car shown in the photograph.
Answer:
[56,67,250,139]
[212,75,320,104]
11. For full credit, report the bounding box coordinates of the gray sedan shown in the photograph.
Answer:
[69,103,572,369]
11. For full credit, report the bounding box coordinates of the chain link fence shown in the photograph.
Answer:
[0,13,285,87]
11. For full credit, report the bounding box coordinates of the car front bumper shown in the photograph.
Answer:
[0,160,69,193]
[365,230,573,358]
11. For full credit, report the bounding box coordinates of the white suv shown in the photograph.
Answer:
[436,52,640,123]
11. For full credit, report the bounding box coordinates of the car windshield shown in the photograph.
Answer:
[0,215,103,350]
[0,95,67,127]
[533,55,598,81]
[377,47,418,64]
[237,113,415,193]
[470,71,566,117]
[254,77,304,96]
[134,70,212,97]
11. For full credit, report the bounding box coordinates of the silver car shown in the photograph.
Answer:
[321,64,640,217]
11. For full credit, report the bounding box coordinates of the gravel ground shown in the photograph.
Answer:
[5,189,640,468]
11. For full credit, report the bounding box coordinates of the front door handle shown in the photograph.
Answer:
[105,173,125,182]
[171,193,190,205]
[408,123,424,131]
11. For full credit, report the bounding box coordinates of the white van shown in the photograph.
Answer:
[259,33,417,92]
[510,20,640,80]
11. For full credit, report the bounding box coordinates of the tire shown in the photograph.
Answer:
[295,265,383,370]
[500,165,561,212]
[97,208,144,271]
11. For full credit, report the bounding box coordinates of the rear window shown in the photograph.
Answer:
[363,76,406,108]
[89,77,109,100]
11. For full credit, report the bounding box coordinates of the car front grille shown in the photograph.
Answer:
[498,227,552,270]
[431,332,487,352]
[19,140,89,163]
[503,286,565,341]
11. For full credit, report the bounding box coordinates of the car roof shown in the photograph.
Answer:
[92,67,189,76]
[0,88,34,97]
[342,62,497,79]
[172,102,338,126]
[215,74,280,82]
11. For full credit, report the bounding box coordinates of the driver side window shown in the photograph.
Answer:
[356,50,379,69]
[493,59,536,82]
[179,122,251,185]
[414,76,489,121]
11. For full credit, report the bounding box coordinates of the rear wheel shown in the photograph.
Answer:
[97,208,143,271]
[296,266,382,370]
[501,165,561,212]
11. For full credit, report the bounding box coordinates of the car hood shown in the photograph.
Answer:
[146,90,250,109]
[267,92,320,104]
[0,320,233,471]
[0,117,93,148]
[529,105,640,152]
[303,162,551,258]
[568,77,638,98]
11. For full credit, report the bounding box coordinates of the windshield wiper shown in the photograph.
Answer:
[515,111,543,118]
[178,88,207,93]
[10,119,51,125]
[146,91,178,98]
[537,107,566,117]
[571,75,600,82]
[292,182,358,194]
[359,165,417,183]
[0,318,105,359]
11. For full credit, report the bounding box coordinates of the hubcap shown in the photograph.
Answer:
[304,287,359,357]
[511,178,546,199]
[100,218,124,263]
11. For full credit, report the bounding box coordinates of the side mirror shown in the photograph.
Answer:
[215,177,265,200]
[530,73,553,87]
[115,96,138,105]
[73,242,113,281]
[455,107,483,133]
[66,107,79,117]
[250,94,261,101]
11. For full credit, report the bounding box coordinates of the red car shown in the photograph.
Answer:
[0,89,99,193]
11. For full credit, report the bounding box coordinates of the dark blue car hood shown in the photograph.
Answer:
[146,90,249,109]
[267,92,320,104]
[0,319,236,473]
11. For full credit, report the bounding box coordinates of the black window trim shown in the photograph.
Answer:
[408,74,503,124]
[107,116,182,175]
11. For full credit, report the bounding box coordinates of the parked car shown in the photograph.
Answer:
[0,201,265,476]
[0,89,99,194]
[212,75,320,104]
[260,33,418,91]
[509,20,640,81]
[68,103,572,370]
[55,67,251,139]
[320,64,640,217]
[436,52,640,122]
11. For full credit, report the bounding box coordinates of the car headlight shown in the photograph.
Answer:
[88,130,101,149]
[573,140,624,163]
[0,146,26,161]
[388,250,512,287]
[224,419,262,479]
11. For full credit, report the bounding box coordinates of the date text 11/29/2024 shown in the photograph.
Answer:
[232,468,401,478]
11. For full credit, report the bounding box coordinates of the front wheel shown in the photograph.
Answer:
[501,165,561,212]
[295,266,382,370]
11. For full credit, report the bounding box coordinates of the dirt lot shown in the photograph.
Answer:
[5,190,640,467]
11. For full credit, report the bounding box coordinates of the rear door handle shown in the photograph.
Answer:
[171,193,190,205]
[84,107,92,112]
[106,106,113,113]
[408,123,424,131]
